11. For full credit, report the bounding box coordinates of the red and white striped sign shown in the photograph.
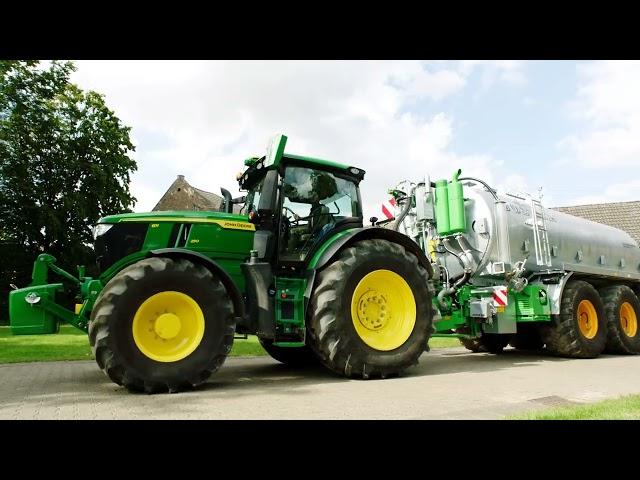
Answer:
[381,197,397,220]
[492,287,508,307]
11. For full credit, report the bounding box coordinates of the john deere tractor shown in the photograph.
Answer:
[9,134,434,393]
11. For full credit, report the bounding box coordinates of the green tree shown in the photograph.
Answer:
[0,61,137,323]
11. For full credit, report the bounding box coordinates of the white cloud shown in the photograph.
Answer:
[70,60,514,219]
[560,61,640,168]
[458,60,526,88]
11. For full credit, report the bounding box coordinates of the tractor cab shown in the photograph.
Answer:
[239,135,365,268]
[238,135,366,343]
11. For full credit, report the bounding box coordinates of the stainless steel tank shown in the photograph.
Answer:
[406,181,640,283]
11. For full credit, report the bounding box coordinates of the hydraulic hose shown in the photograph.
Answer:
[437,269,470,309]
[391,185,417,231]
[457,177,499,201]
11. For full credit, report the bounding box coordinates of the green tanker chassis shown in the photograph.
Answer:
[9,133,561,392]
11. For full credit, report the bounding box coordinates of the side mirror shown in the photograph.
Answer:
[369,216,378,226]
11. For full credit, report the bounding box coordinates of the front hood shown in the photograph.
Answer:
[98,210,250,224]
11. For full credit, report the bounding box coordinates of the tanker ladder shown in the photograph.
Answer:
[529,196,552,267]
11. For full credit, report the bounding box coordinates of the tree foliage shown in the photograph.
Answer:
[0,61,137,322]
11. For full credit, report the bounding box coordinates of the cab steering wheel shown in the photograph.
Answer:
[282,206,302,226]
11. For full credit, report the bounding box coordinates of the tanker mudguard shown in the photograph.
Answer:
[313,227,434,278]
[148,248,245,318]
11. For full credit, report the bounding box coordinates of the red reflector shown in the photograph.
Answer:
[281,292,287,299]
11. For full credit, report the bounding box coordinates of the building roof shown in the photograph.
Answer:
[552,200,640,244]
[153,175,224,212]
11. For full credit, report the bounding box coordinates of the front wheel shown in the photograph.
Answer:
[89,257,235,393]
[307,239,433,379]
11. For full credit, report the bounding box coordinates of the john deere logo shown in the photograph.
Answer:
[221,221,254,230]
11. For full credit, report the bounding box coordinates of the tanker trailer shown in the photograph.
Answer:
[388,170,640,357]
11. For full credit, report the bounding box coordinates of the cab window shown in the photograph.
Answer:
[278,166,359,262]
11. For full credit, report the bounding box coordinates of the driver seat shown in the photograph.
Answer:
[309,204,333,238]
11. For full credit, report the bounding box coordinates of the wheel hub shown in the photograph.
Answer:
[350,269,416,351]
[154,313,182,340]
[132,291,205,362]
[577,299,598,339]
[620,302,638,338]
[357,291,390,331]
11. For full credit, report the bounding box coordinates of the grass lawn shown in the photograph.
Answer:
[0,325,266,364]
[0,325,462,364]
[509,394,640,420]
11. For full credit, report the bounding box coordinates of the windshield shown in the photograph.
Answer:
[279,166,360,262]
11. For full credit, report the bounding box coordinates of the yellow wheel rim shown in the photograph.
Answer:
[577,299,598,339]
[620,302,638,338]
[350,269,416,351]
[132,291,205,362]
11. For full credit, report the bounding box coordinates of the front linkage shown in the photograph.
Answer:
[9,254,102,334]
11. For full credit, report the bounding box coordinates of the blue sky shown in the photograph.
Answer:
[70,60,640,218]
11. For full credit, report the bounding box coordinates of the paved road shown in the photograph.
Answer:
[1,348,639,419]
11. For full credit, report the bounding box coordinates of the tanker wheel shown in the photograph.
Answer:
[307,239,433,379]
[258,338,319,366]
[458,333,510,354]
[540,280,606,358]
[509,326,544,351]
[89,257,235,393]
[599,285,640,354]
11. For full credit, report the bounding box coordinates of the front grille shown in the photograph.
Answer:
[95,223,148,272]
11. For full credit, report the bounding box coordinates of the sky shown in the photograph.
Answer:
[70,60,640,220]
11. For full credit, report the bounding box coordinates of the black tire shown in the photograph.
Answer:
[599,285,640,354]
[88,257,235,393]
[540,280,606,358]
[509,326,544,351]
[258,338,319,366]
[459,333,510,354]
[307,239,433,379]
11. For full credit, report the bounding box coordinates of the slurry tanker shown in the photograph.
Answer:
[390,170,640,356]
[8,134,640,393]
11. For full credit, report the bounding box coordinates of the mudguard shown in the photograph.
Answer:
[311,227,434,278]
[148,248,245,319]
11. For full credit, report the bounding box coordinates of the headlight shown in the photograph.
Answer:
[92,223,113,240]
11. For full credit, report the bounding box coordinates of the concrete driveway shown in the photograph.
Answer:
[1,347,639,419]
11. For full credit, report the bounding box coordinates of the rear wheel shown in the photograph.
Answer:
[258,338,318,366]
[307,239,433,379]
[540,280,606,358]
[599,285,640,354]
[89,257,235,393]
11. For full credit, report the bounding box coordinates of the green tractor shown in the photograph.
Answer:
[8,134,434,393]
